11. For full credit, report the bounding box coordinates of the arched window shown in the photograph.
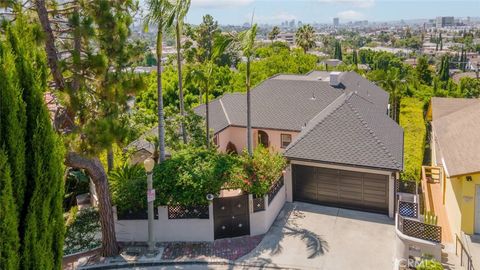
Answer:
[226,141,238,154]
[257,130,269,147]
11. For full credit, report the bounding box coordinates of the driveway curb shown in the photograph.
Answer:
[77,259,287,269]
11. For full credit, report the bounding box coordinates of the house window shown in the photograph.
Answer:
[258,130,269,147]
[280,134,292,148]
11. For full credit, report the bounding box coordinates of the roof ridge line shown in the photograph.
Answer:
[285,93,348,152]
[349,92,375,105]
[345,100,401,169]
[219,98,231,125]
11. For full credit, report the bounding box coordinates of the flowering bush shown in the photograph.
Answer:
[237,145,287,196]
[111,145,286,208]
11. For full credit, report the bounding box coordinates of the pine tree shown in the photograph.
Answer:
[415,56,432,85]
[352,49,358,67]
[333,40,343,60]
[439,55,450,82]
[460,48,466,71]
[29,0,144,256]
[439,33,443,51]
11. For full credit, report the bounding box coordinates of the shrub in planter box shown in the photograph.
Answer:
[153,146,243,206]
[109,163,147,215]
[236,145,286,196]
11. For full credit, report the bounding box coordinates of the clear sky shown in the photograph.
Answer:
[184,0,480,25]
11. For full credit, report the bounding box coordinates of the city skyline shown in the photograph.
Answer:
[184,0,480,25]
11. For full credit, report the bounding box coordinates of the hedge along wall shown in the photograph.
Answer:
[399,97,427,182]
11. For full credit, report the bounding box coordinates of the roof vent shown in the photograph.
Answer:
[310,91,316,100]
[329,72,342,87]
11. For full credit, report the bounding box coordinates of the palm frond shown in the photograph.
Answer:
[143,0,175,31]
[238,23,258,58]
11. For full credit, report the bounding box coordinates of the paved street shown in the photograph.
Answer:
[239,202,396,270]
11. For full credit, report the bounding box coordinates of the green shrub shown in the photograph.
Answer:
[237,145,287,196]
[109,163,147,214]
[110,145,286,208]
[399,97,426,181]
[64,207,101,255]
[64,169,90,211]
[153,146,243,206]
[416,258,444,270]
[424,211,438,225]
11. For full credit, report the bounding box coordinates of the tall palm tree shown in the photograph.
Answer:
[295,24,316,53]
[373,68,406,122]
[144,0,175,163]
[238,23,258,156]
[174,0,191,144]
[191,34,232,147]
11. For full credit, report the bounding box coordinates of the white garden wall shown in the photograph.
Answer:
[113,185,286,243]
[113,204,215,243]
[249,185,286,236]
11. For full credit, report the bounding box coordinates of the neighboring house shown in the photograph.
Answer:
[195,71,404,217]
[127,126,170,164]
[427,97,480,236]
[452,71,479,83]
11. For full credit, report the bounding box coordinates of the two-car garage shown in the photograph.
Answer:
[292,164,391,215]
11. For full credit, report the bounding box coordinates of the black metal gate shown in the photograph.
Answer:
[213,194,250,239]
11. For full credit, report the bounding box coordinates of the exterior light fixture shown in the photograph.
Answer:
[144,157,155,173]
[206,194,215,201]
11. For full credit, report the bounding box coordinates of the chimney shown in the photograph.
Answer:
[329,72,342,87]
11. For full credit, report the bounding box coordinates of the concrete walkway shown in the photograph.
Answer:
[465,234,480,269]
[239,202,396,270]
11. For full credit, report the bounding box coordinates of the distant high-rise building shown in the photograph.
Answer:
[298,21,303,27]
[289,20,295,28]
[333,17,339,27]
[436,16,454,28]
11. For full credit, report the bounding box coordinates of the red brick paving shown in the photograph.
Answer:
[161,235,264,261]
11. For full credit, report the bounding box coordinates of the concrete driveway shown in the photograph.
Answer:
[239,202,396,270]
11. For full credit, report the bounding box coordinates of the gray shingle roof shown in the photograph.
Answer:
[284,93,403,171]
[194,71,390,134]
[194,80,344,132]
[194,96,231,133]
[190,71,403,171]
[338,72,389,108]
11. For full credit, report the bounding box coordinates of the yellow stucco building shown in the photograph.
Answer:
[428,97,480,237]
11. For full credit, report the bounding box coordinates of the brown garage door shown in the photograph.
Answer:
[292,164,389,214]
